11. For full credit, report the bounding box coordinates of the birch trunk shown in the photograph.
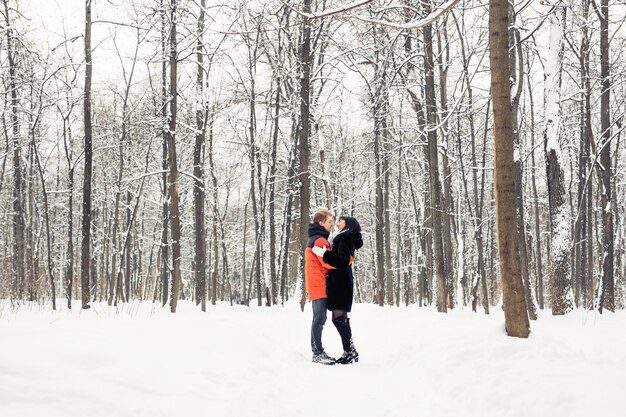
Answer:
[544,5,573,315]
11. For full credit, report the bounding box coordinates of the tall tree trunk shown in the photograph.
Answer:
[527,65,544,310]
[575,0,592,309]
[168,0,183,313]
[245,26,263,307]
[32,128,56,309]
[193,0,208,312]
[544,5,572,315]
[207,117,220,305]
[372,44,389,306]
[3,0,26,302]
[455,43,489,314]
[80,0,93,309]
[159,0,170,307]
[509,3,537,320]
[268,14,286,305]
[402,25,430,308]
[298,0,312,311]
[437,18,456,309]
[423,3,447,313]
[62,112,75,309]
[598,0,614,312]
[374,97,386,306]
[489,0,530,337]
[279,136,298,304]
[249,94,262,307]
[383,94,394,307]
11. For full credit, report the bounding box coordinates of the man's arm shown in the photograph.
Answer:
[313,237,336,270]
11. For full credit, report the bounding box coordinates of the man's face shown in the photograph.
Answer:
[319,216,334,233]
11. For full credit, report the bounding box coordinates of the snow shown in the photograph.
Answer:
[1,301,624,417]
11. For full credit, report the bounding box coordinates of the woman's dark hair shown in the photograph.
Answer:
[339,216,361,234]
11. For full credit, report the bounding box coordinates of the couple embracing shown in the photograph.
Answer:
[305,209,363,365]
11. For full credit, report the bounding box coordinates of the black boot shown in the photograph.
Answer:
[336,337,358,364]
[333,316,358,364]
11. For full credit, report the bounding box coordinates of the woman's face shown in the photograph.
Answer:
[336,218,346,231]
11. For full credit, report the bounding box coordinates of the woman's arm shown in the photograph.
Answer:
[322,238,353,269]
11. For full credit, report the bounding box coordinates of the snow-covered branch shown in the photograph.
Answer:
[279,0,375,19]
[351,0,461,30]
[280,0,461,31]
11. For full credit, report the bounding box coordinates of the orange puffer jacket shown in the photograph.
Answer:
[305,224,335,301]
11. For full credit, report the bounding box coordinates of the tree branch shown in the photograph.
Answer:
[350,0,461,30]
[279,0,375,19]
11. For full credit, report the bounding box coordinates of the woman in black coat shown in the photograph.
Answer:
[312,216,362,364]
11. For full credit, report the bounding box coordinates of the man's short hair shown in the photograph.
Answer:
[312,209,333,224]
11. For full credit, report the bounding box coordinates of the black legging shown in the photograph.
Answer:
[331,310,352,351]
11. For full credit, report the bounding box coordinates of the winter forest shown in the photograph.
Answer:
[2,0,626,332]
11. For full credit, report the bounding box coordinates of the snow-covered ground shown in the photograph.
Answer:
[1,300,623,417]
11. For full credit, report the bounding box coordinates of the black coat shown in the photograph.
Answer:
[322,230,363,312]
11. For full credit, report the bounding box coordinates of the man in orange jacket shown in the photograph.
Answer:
[305,209,336,364]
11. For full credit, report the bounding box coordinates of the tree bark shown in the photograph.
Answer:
[544,5,572,315]
[80,0,93,309]
[436,18,456,309]
[298,0,313,311]
[193,0,208,312]
[3,0,26,302]
[159,0,170,307]
[509,3,537,320]
[527,65,544,310]
[168,0,183,313]
[575,0,592,309]
[598,0,614,313]
[423,2,447,313]
[489,0,530,337]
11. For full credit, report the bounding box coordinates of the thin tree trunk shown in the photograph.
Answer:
[509,4,537,320]
[4,0,26,302]
[576,0,591,309]
[298,0,313,311]
[62,111,75,309]
[80,0,93,309]
[437,18,455,308]
[527,66,544,310]
[598,0,614,313]
[32,128,56,309]
[383,96,394,307]
[424,4,447,313]
[193,0,208,312]
[268,14,287,305]
[168,0,183,313]
[374,95,386,306]
[207,117,220,306]
[159,0,170,307]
